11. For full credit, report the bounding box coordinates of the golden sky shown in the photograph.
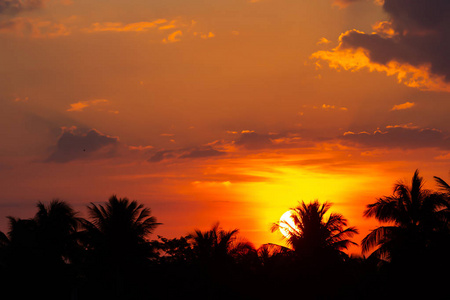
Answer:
[1,0,450,252]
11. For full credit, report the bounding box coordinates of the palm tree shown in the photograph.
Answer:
[0,200,81,264]
[433,175,450,227]
[34,200,82,264]
[0,200,82,299]
[81,195,160,297]
[188,223,256,298]
[272,200,358,261]
[362,170,446,263]
[82,195,160,261]
[190,223,252,263]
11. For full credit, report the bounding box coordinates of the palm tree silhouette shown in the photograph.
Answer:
[272,200,358,261]
[190,223,253,263]
[81,195,160,298]
[0,200,82,299]
[35,200,83,264]
[362,170,446,262]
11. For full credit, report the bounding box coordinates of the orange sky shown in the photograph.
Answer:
[1,0,450,254]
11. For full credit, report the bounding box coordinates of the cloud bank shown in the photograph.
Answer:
[342,126,450,150]
[312,0,450,91]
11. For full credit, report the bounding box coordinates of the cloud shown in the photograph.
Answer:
[162,30,182,43]
[193,31,215,39]
[46,127,120,163]
[342,126,450,149]
[317,37,331,45]
[332,0,362,8]
[148,150,176,163]
[390,101,415,111]
[0,0,43,15]
[321,104,348,111]
[66,99,109,112]
[0,17,71,38]
[179,147,226,159]
[84,19,168,33]
[235,131,275,150]
[312,0,450,91]
[148,145,226,162]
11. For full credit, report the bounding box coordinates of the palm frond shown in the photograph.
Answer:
[361,226,397,254]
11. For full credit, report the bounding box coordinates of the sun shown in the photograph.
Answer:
[279,210,298,238]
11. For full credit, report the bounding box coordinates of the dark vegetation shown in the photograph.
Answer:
[0,170,449,299]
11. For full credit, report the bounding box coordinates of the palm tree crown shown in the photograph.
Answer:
[190,223,254,263]
[272,200,358,260]
[362,170,446,260]
[82,195,161,263]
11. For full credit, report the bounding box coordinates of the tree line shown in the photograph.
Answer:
[0,170,449,299]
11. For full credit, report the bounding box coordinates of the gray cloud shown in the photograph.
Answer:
[46,127,120,163]
[235,132,276,150]
[0,0,43,15]
[148,150,176,163]
[342,126,450,149]
[179,147,226,159]
[340,0,450,82]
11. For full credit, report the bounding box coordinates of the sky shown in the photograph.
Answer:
[1,0,450,253]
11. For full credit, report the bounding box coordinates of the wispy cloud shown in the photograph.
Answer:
[162,30,183,43]
[390,102,415,111]
[0,17,72,38]
[84,19,168,33]
[66,99,109,112]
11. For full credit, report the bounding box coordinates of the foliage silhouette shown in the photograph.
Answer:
[362,170,450,299]
[272,200,358,261]
[362,170,447,261]
[0,178,449,299]
[0,200,82,299]
[80,195,161,299]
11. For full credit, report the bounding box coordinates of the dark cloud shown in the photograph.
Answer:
[148,146,225,163]
[342,126,450,149]
[148,150,176,163]
[179,147,226,159]
[46,127,120,163]
[235,132,276,150]
[0,0,43,15]
[340,0,450,82]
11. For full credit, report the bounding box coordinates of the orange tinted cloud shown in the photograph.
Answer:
[85,19,167,33]
[0,17,71,38]
[67,99,109,112]
[332,0,361,8]
[390,102,415,111]
[162,30,182,43]
[311,32,450,92]
[312,1,450,92]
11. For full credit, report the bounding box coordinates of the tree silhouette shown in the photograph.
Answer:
[272,200,358,261]
[81,195,161,298]
[190,223,254,264]
[361,170,446,262]
[0,200,82,299]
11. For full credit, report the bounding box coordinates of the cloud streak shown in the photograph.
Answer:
[66,99,109,112]
[342,126,450,150]
[84,19,168,33]
[390,101,415,111]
